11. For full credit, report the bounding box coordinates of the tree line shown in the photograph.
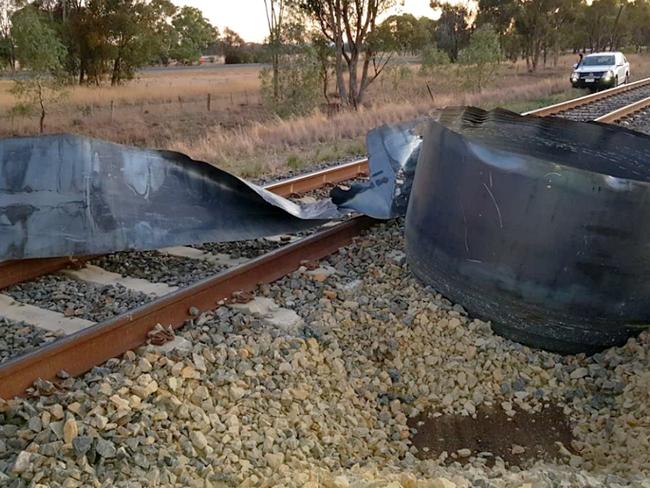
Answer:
[260,0,650,115]
[3,0,650,129]
[0,0,261,85]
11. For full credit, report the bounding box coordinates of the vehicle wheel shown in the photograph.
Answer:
[615,75,619,87]
[625,73,630,84]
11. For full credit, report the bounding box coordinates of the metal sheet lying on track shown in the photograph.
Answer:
[0,160,366,289]
[0,216,375,399]
[406,107,650,353]
[0,134,342,261]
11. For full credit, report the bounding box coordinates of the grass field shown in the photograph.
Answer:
[2,53,650,177]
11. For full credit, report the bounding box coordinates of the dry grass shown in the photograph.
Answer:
[0,65,261,110]
[173,75,574,175]
[2,53,650,177]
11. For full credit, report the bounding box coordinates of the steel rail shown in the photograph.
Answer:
[265,158,368,197]
[0,257,89,290]
[0,216,375,399]
[594,96,650,124]
[523,77,650,117]
[0,160,369,291]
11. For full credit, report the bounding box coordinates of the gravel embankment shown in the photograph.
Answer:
[617,108,650,135]
[0,319,61,364]
[1,220,649,487]
[557,84,650,121]
[4,275,152,323]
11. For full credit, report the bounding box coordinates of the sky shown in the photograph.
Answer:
[171,1,458,44]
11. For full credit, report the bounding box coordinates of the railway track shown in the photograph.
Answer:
[2,78,650,399]
[524,76,650,119]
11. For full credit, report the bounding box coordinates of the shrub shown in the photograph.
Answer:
[260,47,320,117]
[457,25,502,93]
[419,46,450,75]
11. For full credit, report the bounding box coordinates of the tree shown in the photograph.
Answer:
[377,13,430,54]
[419,45,449,75]
[625,0,650,52]
[300,0,396,109]
[170,6,218,64]
[10,6,67,132]
[312,32,333,102]
[476,0,581,72]
[263,0,286,103]
[431,1,471,62]
[0,0,16,70]
[458,24,501,93]
[476,0,520,61]
[260,46,320,116]
[221,27,249,63]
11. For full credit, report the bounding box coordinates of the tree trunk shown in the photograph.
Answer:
[37,82,45,134]
[334,36,347,104]
[272,49,279,101]
[79,59,85,85]
[111,56,121,86]
[347,49,359,108]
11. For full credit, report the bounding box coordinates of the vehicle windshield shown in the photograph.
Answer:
[580,55,615,66]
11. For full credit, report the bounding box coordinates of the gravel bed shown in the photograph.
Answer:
[1,219,649,487]
[0,318,61,364]
[194,238,287,259]
[617,107,650,135]
[557,84,650,121]
[4,274,152,323]
[93,251,228,288]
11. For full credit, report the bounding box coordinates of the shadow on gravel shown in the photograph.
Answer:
[408,404,575,467]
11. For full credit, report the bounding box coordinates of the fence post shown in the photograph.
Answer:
[207,93,211,112]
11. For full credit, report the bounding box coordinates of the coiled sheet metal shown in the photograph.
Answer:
[405,108,650,353]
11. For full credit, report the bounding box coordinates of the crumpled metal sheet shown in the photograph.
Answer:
[0,134,341,260]
[405,107,650,353]
[331,121,422,219]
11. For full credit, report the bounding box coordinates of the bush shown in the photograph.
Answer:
[225,49,255,64]
[384,65,414,91]
[457,25,502,93]
[260,47,321,117]
[419,46,450,75]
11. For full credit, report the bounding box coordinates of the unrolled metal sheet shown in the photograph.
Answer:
[405,107,650,353]
[0,134,341,260]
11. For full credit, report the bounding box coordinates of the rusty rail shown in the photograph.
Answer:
[0,216,375,399]
[523,77,650,117]
[0,161,369,291]
[594,96,650,123]
[0,257,89,290]
[265,158,368,197]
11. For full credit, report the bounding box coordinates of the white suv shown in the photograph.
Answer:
[570,52,630,90]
